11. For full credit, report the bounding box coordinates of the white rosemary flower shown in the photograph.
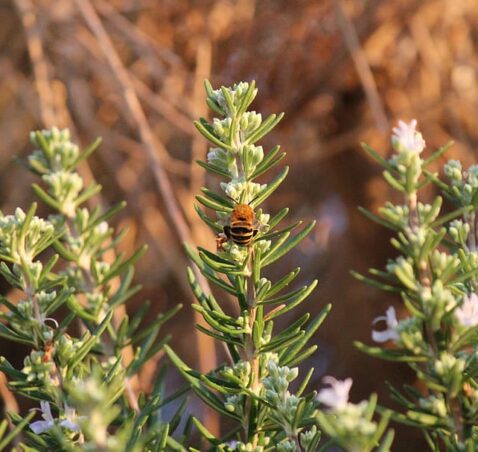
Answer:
[372,306,400,343]
[317,376,352,410]
[391,119,426,154]
[455,293,478,327]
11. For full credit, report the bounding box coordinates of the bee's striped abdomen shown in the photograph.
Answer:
[224,203,259,247]
[225,221,257,246]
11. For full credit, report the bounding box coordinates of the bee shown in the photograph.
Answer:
[223,203,259,247]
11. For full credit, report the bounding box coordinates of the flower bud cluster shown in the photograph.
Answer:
[449,219,470,246]
[22,350,57,387]
[207,147,239,177]
[0,208,54,265]
[444,160,478,206]
[29,127,79,173]
[375,120,426,199]
[29,129,87,218]
[222,360,252,385]
[418,395,447,418]
[429,250,460,279]
[263,361,300,415]
[276,439,297,452]
[434,352,466,391]
[220,179,265,205]
[202,82,272,262]
[386,256,417,290]
[28,130,117,320]
[420,281,456,331]
[9,291,58,332]
[223,437,270,452]
[210,82,257,116]
[43,171,83,218]
[379,202,410,229]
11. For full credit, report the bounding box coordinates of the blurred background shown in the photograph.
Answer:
[1,0,478,448]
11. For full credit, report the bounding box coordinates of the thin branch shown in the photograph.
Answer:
[95,0,185,71]
[133,77,194,136]
[14,0,56,128]
[336,0,388,133]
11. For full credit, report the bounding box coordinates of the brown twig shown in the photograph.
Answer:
[14,0,57,128]
[68,26,193,177]
[95,0,185,71]
[133,76,194,136]
[336,0,388,133]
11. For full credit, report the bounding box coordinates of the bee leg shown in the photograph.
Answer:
[216,232,228,251]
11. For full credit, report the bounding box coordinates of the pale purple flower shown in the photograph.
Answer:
[59,405,81,432]
[455,293,478,328]
[30,402,81,434]
[372,306,400,343]
[317,376,352,410]
[391,119,426,154]
[29,401,55,434]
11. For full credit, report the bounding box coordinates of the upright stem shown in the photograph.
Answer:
[406,192,435,348]
[407,191,464,443]
[466,211,478,292]
[467,211,476,252]
[244,253,260,445]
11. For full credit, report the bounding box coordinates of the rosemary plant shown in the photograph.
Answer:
[0,129,184,451]
[0,89,398,452]
[356,120,478,450]
[166,81,394,451]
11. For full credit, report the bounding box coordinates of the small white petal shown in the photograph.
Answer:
[317,376,352,410]
[39,401,55,423]
[372,306,399,343]
[42,317,59,328]
[455,293,478,327]
[372,315,387,325]
[372,329,400,343]
[385,306,399,327]
[391,119,425,153]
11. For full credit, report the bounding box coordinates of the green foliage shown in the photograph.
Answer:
[0,128,183,451]
[357,119,478,449]
[0,85,400,452]
[167,81,393,451]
